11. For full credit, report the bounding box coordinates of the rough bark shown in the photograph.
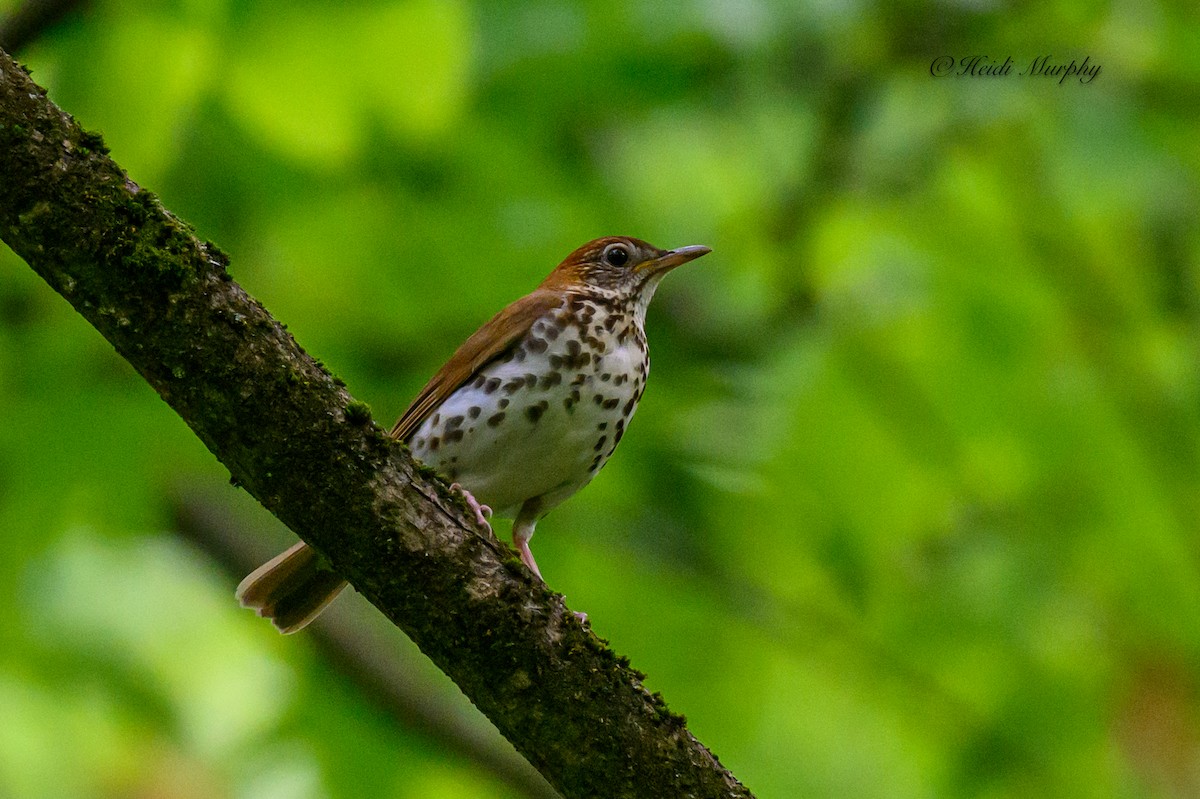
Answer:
[0,48,752,799]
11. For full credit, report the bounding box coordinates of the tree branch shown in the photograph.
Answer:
[171,490,562,799]
[0,48,752,799]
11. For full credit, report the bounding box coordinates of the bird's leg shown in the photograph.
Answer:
[512,500,543,581]
[513,524,543,581]
[514,499,587,624]
[449,483,492,532]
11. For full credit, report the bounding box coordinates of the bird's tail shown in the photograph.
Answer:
[236,541,347,634]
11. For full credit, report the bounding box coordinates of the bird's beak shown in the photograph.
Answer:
[640,244,712,274]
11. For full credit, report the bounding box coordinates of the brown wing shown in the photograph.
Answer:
[389,288,563,441]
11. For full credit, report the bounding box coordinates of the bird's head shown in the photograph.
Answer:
[542,237,710,306]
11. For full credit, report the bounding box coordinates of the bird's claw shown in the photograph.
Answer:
[450,483,492,531]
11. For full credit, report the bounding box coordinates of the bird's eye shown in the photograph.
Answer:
[603,244,630,267]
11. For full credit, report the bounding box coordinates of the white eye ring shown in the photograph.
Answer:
[603,243,630,267]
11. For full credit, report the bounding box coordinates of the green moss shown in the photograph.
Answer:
[345,399,372,425]
[203,242,233,280]
[17,201,50,227]
[79,129,109,155]
[95,189,206,288]
[412,459,441,482]
[366,425,392,446]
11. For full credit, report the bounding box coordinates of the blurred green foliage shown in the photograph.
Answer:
[2,0,1198,797]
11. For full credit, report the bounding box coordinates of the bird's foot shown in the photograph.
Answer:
[450,483,492,532]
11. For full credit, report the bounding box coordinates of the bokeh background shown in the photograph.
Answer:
[2,1,1199,797]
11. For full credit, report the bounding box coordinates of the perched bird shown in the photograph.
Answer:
[237,236,711,632]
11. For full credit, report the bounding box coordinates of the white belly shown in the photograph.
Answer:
[408,314,647,518]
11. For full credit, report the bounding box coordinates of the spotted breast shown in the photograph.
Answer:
[409,292,648,520]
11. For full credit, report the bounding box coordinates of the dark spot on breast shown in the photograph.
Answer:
[593,394,604,405]
[414,437,425,448]
[431,413,441,427]
[473,375,486,389]
[614,374,628,385]
[602,397,619,410]
[572,373,588,386]
[484,378,501,394]
[623,396,637,416]
[589,454,603,472]
[597,422,607,430]
[549,354,563,369]
[503,377,525,394]
[594,435,607,451]
[563,348,591,370]
[600,373,611,382]
[525,372,537,386]
[540,371,562,389]
[468,406,481,419]
[429,436,441,451]
[526,400,549,422]
[545,325,559,340]
[487,412,505,427]
[499,398,510,409]
[605,314,621,332]
[614,418,625,444]
[566,339,581,356]
[527,337,548,353]
[513,347,527,362]
[447,415,464,430]
[445,429,464,443]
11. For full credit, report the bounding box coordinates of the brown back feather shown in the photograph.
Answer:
[389,288,564,441]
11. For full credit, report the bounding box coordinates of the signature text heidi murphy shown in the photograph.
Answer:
[930,55,1101,85]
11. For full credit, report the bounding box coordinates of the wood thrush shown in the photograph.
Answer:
[237,236,711,632]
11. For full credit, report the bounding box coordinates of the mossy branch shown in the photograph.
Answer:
[0,48,752,799]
